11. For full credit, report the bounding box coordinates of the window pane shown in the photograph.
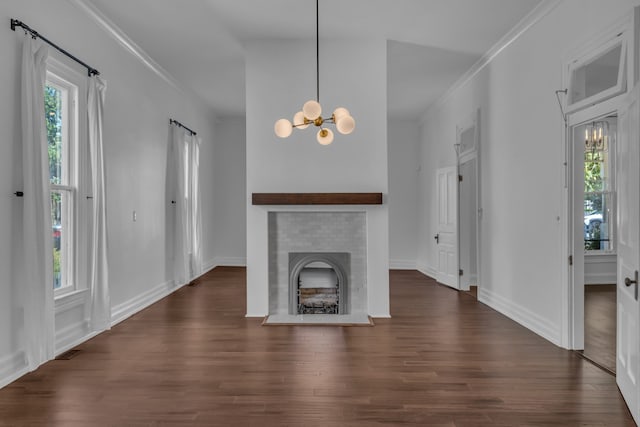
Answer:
[45,85,64,185]
[460,127,475,153]
[583,117,616,252]
[571,44,622,105]
[51,190,72,290]
[584,151,610,192]
[584,192,612,251]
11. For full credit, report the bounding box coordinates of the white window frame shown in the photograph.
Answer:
[566,19,630,114]
[46,58,88,299]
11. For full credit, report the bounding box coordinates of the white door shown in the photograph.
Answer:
[436,167,459,289]
[617,83,640,423]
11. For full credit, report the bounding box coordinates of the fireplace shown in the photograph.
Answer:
[267,211,367,319]
[289,252,349,315]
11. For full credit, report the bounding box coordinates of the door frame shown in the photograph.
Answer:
[566,97,622,350]
[456,109,481,293]
[561,9,637,350]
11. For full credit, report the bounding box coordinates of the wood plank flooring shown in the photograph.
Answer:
[583,284,617,374]
[0,268,634,426]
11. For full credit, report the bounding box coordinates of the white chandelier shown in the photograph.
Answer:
[273,0,355,145]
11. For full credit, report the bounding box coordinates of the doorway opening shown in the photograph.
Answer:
[456,109,481,296]
[459,157,478,296]
[570,114,618,374]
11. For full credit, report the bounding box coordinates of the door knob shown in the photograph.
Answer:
[434,234,439,244]
[625,270,639,301]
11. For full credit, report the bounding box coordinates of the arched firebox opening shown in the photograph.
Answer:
[288,252,350,315]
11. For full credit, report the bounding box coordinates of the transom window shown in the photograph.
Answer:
[567,30,627,113]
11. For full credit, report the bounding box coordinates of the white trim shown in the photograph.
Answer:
[567,95,621,127]
[478,287,562,347]
[416,263,437,280]
[54,320,93,355]
[585,272,617,285]
[564,93,625,349]
[0,351,28,389]
[389,259,417,270]
[55,330,101,359]
[203,258,217,272]
[213,256,247,267]
[68,0,184,92]
[423,0,562,121]
[110,280,181,327]
[54,288,89,313]
[245,313,267,318]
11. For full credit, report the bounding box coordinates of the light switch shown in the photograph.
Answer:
[133,210,137,222]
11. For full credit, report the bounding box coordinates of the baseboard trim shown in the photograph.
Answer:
[416,263,437,280]
[55,320,92,356]
[389,259,417,270]
[585,272,617,285]
[111,280,180,327]
[203,258,217,273]
[0,351,28,389]
[213,257,246,267]
[478,287,561,346]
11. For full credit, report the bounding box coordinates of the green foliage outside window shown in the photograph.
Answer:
[584,150,608,251]
[46,85,63,289]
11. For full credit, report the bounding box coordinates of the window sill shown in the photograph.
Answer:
[584,251,616,257]
[55,288,89,313]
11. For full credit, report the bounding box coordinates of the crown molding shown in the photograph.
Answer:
[67,0,184,92]
[422,0,563,122]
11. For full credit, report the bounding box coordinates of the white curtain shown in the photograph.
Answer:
[88,76,110,331]
[21,36,54,370]
[189,135,203,279]
[171,125,189,286]
[170,125,203,286]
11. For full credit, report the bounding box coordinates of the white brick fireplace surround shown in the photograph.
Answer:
[268,212,367,317]
[246,204,390,320]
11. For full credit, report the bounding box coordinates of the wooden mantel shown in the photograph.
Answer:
[252,192,383,205]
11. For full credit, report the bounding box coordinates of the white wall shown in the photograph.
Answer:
[417,0,639,346]
[388,119,419,269]
[0,0,217,387]
[211,116,246,267]
[245,38,389,317]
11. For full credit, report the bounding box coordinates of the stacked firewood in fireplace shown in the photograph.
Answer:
[298,288,339,314]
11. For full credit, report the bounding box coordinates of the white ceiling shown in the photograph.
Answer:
[85,0,543,119]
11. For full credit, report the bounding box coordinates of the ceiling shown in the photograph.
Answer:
[84,0,543,119]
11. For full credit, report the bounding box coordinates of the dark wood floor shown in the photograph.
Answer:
[583,284,617,374]
[0,268,634,426]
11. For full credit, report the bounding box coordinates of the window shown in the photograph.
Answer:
[46,69,80,293]
[582,117,616,252]
[567,30,627,113]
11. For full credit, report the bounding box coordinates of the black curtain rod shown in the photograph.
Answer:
[169,119,197,136]
[11,19,100,77]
